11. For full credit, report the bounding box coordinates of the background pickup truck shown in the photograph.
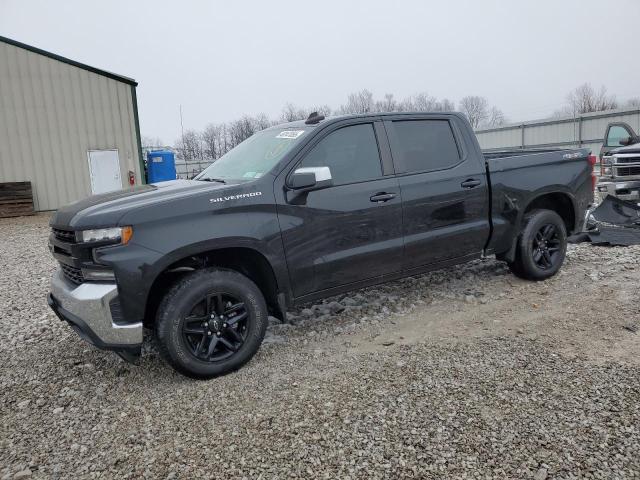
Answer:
[598,122,640,202]
[48,112,595,378]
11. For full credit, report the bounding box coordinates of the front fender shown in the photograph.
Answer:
[97,234,290,324]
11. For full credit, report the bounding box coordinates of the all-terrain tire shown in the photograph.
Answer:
[155,268,268,379]
[508,209,567,281]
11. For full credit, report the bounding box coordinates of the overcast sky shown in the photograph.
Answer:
[2,0,639,144]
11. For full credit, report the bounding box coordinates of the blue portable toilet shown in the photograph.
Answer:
[147,150,177,183]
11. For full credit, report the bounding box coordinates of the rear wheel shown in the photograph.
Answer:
[508,209,567,281]
[155,268,268,379]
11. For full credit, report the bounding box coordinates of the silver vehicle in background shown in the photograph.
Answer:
[598,122,640,202]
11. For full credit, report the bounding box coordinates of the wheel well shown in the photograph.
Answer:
[524,193,575,233]
[144,247,280,327]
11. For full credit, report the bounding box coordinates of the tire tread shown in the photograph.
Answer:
[507,209,567,281]
[154,268,268,379]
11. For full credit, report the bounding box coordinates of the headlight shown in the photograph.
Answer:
[76,226,133,244]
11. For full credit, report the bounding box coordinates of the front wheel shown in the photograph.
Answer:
[155,268,268,379]
[508,209,567,281]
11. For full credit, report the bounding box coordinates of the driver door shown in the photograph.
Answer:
[275,120,403,299]
[601,123,638,160]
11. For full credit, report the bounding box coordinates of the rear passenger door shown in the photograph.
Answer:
[384,116,490,270]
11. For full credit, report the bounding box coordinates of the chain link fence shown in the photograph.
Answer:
[175,160,213,179]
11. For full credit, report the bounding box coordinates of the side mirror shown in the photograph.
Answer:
[287,167,333,191]
[619,136,636,146]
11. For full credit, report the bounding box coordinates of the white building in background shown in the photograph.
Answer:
[0,35,144,211]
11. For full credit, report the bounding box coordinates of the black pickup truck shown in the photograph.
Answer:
[48,112,595,378]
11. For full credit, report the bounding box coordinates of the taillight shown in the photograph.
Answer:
[588,154,597,190]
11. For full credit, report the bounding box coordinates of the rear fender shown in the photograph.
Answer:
[494,187,578,262]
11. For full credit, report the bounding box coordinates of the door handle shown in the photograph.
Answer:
[370,192,396,203]
[461,179,481,189]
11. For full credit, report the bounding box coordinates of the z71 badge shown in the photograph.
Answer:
[209,191,263,203]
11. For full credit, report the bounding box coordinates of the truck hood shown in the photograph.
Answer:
[610,142,640,155]
[50,179,233,229]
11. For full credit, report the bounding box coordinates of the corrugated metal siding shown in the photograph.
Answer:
[0,41,141,211]
[476,108,640,154]
[477,129,522,149]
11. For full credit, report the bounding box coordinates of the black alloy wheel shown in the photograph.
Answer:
[531,223,561,270]
[155,268,268,379]
[507,209,567,281]
[182,293,248,362]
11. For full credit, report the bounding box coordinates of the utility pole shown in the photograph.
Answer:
[179,104,185,158]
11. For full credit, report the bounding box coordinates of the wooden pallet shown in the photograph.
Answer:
[0,182,35,218]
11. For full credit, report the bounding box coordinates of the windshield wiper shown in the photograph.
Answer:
[199,177,226,184]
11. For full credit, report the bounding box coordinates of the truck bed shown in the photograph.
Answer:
[482,148,571,160]
[482,147,593,257]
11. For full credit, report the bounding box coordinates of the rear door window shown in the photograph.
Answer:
[387,120,461,174]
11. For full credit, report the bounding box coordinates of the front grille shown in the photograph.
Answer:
[52,228,76,243]
[615,166,640,177]
[61,264,84,285]
[616,156,640,164]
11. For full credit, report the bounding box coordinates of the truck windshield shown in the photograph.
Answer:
[195,127,309,182]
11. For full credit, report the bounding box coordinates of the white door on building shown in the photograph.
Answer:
[87,150,122,194]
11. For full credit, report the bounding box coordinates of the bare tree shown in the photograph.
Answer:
[280,103,332,122]
[201,124,224,160]
[413,92,439,111]
[227,116,257,148]
[175,129,203,161]
[141,135,164,148]
[558,83,618,116]
[398,92,436,112]
[435,98,455,111]
[340,89,374,114]
[307,105,332,118]
[280,103,307,122]
[459,96,489,129]
[171,91,506,157]
[374,93,398,112]
[394,93,455,112]
[626,97,640,108]
[253,113,273,131]
[485,106,506,128]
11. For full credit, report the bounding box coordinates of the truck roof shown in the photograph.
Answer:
[271,111,462,130]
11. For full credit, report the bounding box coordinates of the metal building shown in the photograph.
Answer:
[476,107,640,155]
[0,35,144,211]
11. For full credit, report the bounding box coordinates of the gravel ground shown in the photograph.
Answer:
[1,214,639,479]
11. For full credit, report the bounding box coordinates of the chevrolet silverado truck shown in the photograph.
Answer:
[598,122,640,201]
[48,112,595,379]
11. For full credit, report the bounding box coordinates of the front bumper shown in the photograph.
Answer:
[48,269,142,360]
[597,179,640,202]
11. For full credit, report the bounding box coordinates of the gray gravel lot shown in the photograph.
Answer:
[1,214,639,479]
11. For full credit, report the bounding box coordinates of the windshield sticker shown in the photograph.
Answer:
[243,172,257,178]
[276,130,305,139]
